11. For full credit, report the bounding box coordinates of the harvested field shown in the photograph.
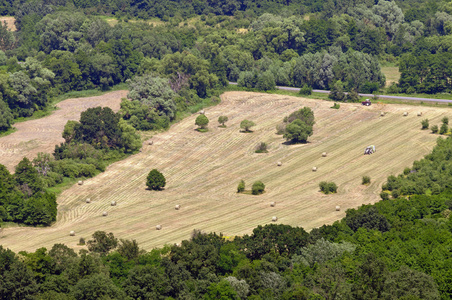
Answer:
[382,66,400,87]
[0,90,126,172]
[1,91,449,252]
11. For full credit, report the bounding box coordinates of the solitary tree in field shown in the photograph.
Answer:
[252,181,265,195]
[218,115,228,127]
[237,180,245,193]
[195,114,209,130]
[146,169,166,190]
[421,119,429,130]
[240,119,255,132]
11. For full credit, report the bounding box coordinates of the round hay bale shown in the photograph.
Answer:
[277,161,282,166]
[272,216,278,222]
[175,204,181,210]
[148,140,153,145]
[156,224,162,230]
[199,110,205,115]
[78,180,83,185]
[70,231,75,236]
[102,211,108,217]
[380,112,385,117]
[312,167,317,172]
[403,112,408,116]
[417,112,422,116]
[111,201,116,206]
[335,205,340,211]
[270,202,276,207]
[322,152,327,157]
[86,198,91,203]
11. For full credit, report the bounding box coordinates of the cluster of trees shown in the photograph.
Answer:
[5,183,452,298]
[277,107,315,143]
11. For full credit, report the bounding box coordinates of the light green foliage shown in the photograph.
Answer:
[224,277,249,299]
[195,114,209,129]
[146,169,166,190]
[205,280,239,300]
[127,74,177,119]
[0,99,13,131]
[440,123,448,135]
[118,119,141,152]
[328,80,346,101]
[284,119,313,143]
[319,181,338,194]
[252,181,265,195]
[240,119,255,132]
[299,84,312,95]
[72,273,125,300]
[291,238,356,268]
[62,120,78,143]
[237,180,245,193]
[421,119,429,130]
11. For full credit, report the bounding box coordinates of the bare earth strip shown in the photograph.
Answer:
[1,92,448,252]
[0,90,126,172]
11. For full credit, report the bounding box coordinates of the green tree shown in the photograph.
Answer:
[284,119,313,143]
[442,116,449,125]
[421,119,429,130]
[440,123,448,135]
[146,169,166,190]
[117,239,142,261]
[15,157,43,195]
[431,125,439,133]
[362,176,371,185]
[62,120,78,143]
[72,273,126,300]
[122,265,170,299]
[205,280,239,300]
[86,231,118,256]
[240,120,255,132]
[256,70,276,91]
[218,115,228,127]
[329,80,346,101]
[252,181,265,195]
[195,114,209,130]
[237,180,245,193]
[299,84,312,95]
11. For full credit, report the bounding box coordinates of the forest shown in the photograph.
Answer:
[2,0,452,299]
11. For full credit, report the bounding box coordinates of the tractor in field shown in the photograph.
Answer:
[364,145,376,155]
[362,99,371,106]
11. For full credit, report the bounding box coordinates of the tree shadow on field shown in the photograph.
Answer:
[282,140,310,146]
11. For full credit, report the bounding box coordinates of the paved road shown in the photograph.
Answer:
[228,82,452,103]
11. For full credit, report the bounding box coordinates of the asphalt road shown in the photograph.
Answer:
[228,82,452,103]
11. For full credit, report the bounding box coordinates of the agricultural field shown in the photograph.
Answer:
[0,91,449,252]
[381,66,401,87]
[0,90,126,172]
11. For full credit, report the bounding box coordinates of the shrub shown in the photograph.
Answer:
[440,123,448,135]
[240,120,255,132]
[218,116,228,127]
[387,83,399,94]
[442,116,449,125]
[380,192,390,200]
[421,119,429,130]
[331,103,340,109]
[79,237,86,245]
[255,142,268,153]
[275,123,286,135]
[346,89,360,102]
[299,84,312,95]
[403,167,411,175]
[146,169,166,190]
[319,181,337,194]
[431,125,438,133]
[237,180,245,193]
[195,114,209,129]
[362,176,371,185]
[252,181,265,195]
[391,189,400,199]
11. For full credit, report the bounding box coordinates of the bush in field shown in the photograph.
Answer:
[240,120,255,132]
[252,181,265,195]
[362,176,371,185]
[218,116,228,127]
[237,180,245,193]
[195,114,209,130]
[319,181,337,194]
[421,119,429,130]
[255,142,268,153]
[299,84,312,95]
[146,169,166,190]
[440,123,448,135]
[442,116,449,125]
[431,125,438,133]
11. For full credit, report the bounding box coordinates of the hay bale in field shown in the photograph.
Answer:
[270,202,276,207]
[78,181,83,185]
[199,110,205,115]
[175,204,181,210]
[86,198,91,203]
[272,216,278,222]
[148,140,153,145]
[380,112,385,116]
[111,201,116,206]
[312,167,317,172]
[102,211,108,217]
[277,161,282,166]
[156,224,162,230]
[70,231,75,236]
[336,205,340,211]
[417,112,422,116]
[403,112,408,116]
[322,152,327,157]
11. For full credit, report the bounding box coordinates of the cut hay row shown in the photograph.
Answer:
[0,91,449,252]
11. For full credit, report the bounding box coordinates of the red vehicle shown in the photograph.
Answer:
[361,99,371,106]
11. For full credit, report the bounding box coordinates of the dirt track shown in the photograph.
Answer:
[0,91,449,252]
[0,90,126,172]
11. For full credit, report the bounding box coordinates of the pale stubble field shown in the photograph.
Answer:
[0,91,448,252]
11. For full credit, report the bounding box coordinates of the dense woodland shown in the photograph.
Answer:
[2,0,452,299]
